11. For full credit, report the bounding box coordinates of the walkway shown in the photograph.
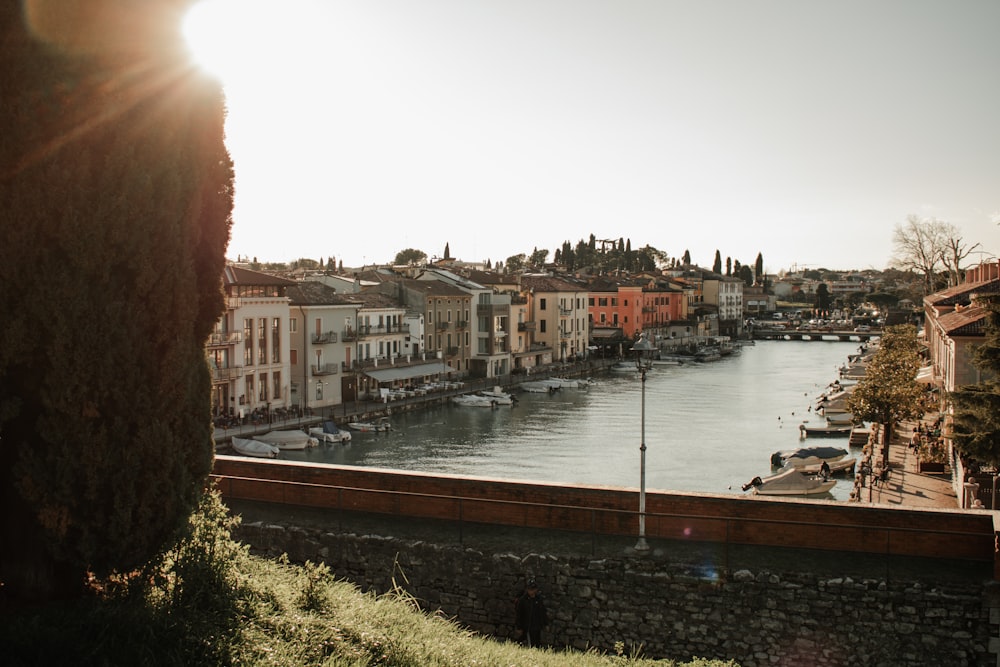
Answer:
[853,414,959,509]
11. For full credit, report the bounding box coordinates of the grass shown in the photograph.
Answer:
[0,491,738,667]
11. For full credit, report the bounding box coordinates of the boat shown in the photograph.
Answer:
[520,381,557,393]
[309,421,352,444]
[609,361,638,373]
[742,467,836,496]
[824,412,856,425]
[799,423,853,437]
[452,393,495,407]
[348,417,392,432]
[771,446,856,475]
[547,377,588,388]
[651,356,684,366]
[256,430,319,450]
[479,386,516,405]
[231,437,280,459]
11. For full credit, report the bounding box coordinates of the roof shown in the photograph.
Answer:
[924,278,1000,307]
[286,281,361,306]
[520,274,587,293]
[224,265,297,287]
[362,361,456,383]
[937,305,988,336]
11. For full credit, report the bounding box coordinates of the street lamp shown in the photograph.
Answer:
[630,332,656,552]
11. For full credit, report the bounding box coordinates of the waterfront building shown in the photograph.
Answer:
[286,281,361,412]
[923,273,1000,391]
[702,273,745,338]
[519,274,590,362]
[209,265,295,419]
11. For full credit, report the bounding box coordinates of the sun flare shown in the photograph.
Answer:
[181,0,330,87]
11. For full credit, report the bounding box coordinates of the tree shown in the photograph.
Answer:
[948,294,1000,468]
[0,3,233,601]
[505,254,526,273]
[941,231,981,288]
[754,252,764,284]
[725,256,732,276]
[737,265,754,286]
[712,250,722,274]
[443,242,451,260]
[847,326,924,466]
[682,249,691,265]
[891,215,950,295]
[814,283,832,315]
[394,248,427,266]
[528,247,549,268]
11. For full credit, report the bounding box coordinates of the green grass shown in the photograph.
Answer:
[0,491,737,667]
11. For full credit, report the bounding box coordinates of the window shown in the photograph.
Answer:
[259,373,268,401]
[289,317,297,333]
[244,318,253,366]
[540,298,547,310]
[272,318,281,363]
[540,320,547,333]
[257,318,267,365]
[245,376,254,405]
[290,349,297,365]
[598,297,608,307]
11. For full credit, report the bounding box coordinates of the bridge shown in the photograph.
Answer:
[751,327,880,342]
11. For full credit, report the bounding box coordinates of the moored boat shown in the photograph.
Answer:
[479,386,516,405]
[799,423,853,437]
[771,445,856,475]
[256,430,319,450]
[742,467,836,496]
[309,421,352,444]
[452,393,495,407]
[231,437,280,459]
[348,417,392,432]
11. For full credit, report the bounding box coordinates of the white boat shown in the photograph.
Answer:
[742,467,836,496]
[772,445,857,476]
[609,361,638,373]
[348,418,392,432]
[651,356,684,366]
[309,421,352,444]
[520,381,556,393]
[452,393,495,407]
[479,386,516,405]
[547,377,593,388]
[256,430,319,450]
[824,412,856,425]
[799,423,853,437]
[231,437,280,459]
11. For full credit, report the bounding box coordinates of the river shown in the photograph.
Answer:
[281,340,864,500]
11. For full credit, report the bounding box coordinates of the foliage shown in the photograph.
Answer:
[0,493,735,667]
[814,283,831,314]
[949,294,1000,467]
[847,326,924,452]
[395,248,428,266]
[0,3,232,601]
[890,215,978,295]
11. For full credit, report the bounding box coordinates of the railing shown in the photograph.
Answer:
[559,306,572,316]
[518,322,536,331]
[211,366,244,381]
[342,324,410,340]
[207,331,242,346]
[311,331,338,344]
[311,363,339,376]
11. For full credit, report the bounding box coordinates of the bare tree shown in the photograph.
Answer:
[891,215,949,295]
[940,225,981,287]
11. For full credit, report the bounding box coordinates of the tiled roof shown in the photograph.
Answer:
[286,281,361,306]
[937,305,988,336]
[520,275,587,293]
[925,279,1000,307]
[224,265,296,286]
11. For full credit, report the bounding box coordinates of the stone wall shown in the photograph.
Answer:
[235,519,1000,667]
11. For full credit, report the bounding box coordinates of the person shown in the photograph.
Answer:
[819,460,831,480]
[514,578,548,648]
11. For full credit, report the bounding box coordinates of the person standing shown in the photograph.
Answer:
[514,578,548,647]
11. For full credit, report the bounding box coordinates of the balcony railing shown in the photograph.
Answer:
[345,324,411,339]
[445,346,460,356]
[559,306,572,316]
[311,331,338,344]
[311,363,339,376]
[206,331,242,346]
[211,366,244,381]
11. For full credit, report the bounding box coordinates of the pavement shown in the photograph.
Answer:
[850,413,959,509]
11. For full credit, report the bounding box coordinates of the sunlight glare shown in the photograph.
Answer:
[182,0,330,87]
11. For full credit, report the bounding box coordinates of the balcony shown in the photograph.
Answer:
[350,323,411,338]
[206,331,242,346]
[311,331,338,344]
[559,329,571,339]
[211,366,244,381]
[311,363,339,376]
[455,320,469,329]
[558,306,572,316]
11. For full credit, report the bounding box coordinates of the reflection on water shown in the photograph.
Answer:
[283,340,863,500]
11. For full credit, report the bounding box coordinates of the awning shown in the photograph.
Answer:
[915,366,935,384]
[361,361,456,384]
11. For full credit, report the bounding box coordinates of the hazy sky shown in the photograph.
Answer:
[190,0,1000,273]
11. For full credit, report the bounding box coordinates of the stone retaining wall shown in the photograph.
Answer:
[235,519,999,667]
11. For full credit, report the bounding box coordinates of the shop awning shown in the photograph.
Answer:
[361,361,456,384]
[916,365,935,384]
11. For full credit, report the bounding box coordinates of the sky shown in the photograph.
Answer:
[184,0,1000,274]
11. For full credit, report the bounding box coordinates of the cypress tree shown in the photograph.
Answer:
[0,2,233,601]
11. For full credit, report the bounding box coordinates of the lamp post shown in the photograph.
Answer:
[630,332,656,552]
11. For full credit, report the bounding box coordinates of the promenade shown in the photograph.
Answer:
[854,413,960,509]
